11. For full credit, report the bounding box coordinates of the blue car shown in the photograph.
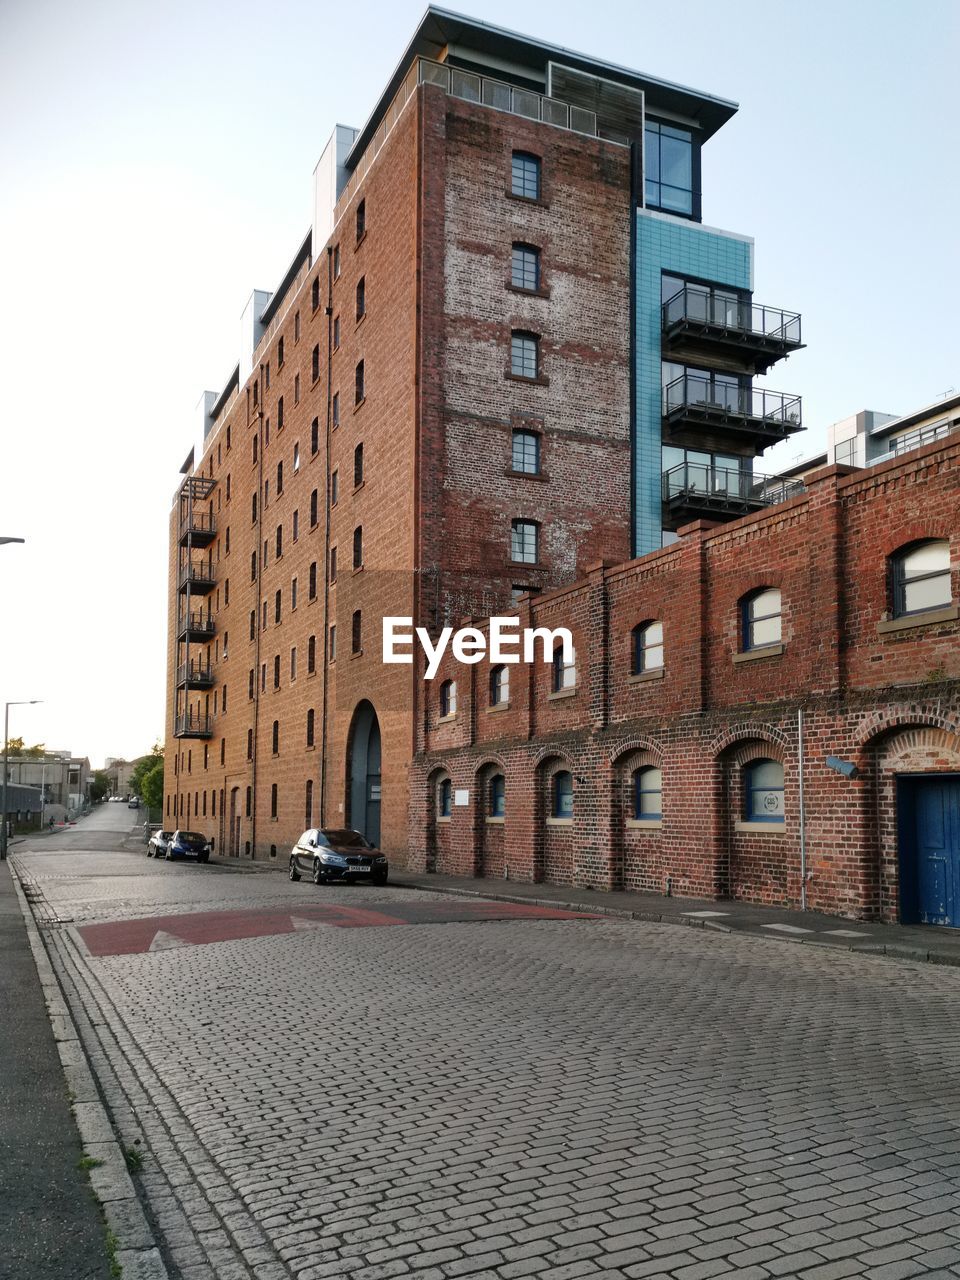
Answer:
[165,830,210,863]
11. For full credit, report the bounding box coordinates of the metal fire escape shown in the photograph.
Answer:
[174,474,218,738]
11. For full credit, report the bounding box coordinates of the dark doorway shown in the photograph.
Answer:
[229,787,240,857]
[898,775,960,926]
[347,700,382,847]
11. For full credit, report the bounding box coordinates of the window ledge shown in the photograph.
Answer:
[353,480,365,495]
[350,649,363,659]
[735,820,787,834]
[505,468,549,482]
[733,643,785,664]
[505,370,550,388]
[437,713,457,725]
[545,816,573,826]
[505,281,552,300]
[548,687,577,701]
[485,816,505,825]
[505,189,550,210]
[353,397,366,414]
[626,818,662,830]
[437,815,451,823]
[628,668,664,684]
[486,702,511,714]
[877,604,958,634]
[355,230,367,251]
[355,311,367,330]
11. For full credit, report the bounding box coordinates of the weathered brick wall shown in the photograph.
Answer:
[410,439,960,919]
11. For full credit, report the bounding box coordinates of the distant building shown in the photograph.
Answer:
[1,750,89,817]
[784,391,960,480]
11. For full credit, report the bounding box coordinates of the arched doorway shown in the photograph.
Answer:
[229,786,240,857]
[347,700,381,846]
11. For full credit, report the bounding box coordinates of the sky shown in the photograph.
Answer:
[0,0,957,767]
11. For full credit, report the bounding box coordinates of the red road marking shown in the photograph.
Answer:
[76,900,599,957]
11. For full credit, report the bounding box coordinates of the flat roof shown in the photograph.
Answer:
[870,388,960,437]
[346,5,739,170]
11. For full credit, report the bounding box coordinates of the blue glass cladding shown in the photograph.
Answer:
[634,213,753,556]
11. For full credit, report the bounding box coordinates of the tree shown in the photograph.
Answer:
[129,744,164,800]
[89,771,110,805]
[3,738,47,757]
[140,760,164,814]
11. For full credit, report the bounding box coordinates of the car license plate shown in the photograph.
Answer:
[348,865,371,872]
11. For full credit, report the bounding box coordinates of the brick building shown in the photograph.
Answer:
[412,436,960,925]
[165,11,808,867]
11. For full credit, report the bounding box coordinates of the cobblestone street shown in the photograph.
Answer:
[14,819,960,1280]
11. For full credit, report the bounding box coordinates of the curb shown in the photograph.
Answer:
[8,864,169,1280]
[389,877,960,968]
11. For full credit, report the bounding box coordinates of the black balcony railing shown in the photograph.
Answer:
[176,660,214,689]
[174,712,213,739]
[178,512,216,547]
[663,372,802,443]
[177,559,216,593]
[663,284,802,357]
[176,611,215,640]
[663,463,805,518]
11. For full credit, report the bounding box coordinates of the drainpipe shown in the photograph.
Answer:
[251,365,265,858]
[798,707,807,910]
[319,246,334,826]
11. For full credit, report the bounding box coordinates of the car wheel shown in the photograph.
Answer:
[146,847,153,858]
[164,848,174,861]
[312,860,325,886]
[198,851,209,864]
[373,874,388,886]
[289,857,301,882]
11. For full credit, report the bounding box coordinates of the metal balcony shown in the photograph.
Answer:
[174,712,213,740]
[177,559,216,596]
[176,660,215,691]
[176,612,215,643]
[178,513,216,548]
[662,285,803,374]
[663,373,803,450]
[662,463,805,524]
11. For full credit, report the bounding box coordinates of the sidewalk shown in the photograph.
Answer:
[390,869,960,968]
[0,861,114,1279]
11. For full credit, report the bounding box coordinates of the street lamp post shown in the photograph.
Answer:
[1,700,42,859]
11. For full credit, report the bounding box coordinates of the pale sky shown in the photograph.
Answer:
[1,0,957,767]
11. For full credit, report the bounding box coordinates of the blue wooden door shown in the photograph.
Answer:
[908,779,960,926]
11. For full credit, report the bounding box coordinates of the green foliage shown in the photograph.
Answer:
[2,737,45,757]
[140,760,164,813]
[129,746,163,799]
[89,771,110,805]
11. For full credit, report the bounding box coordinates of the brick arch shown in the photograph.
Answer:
[473,754,508,777]
[879,526,953,558]
[532,744,577,769]
[710,723,792,758]
[474,757,507,881]
[609,737,664,766]
[854,709,960,751]
[424,764,451,876]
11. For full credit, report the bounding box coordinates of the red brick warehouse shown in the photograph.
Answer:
[411,438,960,924]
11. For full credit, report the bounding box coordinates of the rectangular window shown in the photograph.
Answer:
[308,634,316,673]
[356,277,365,320]
[294,310,300,342]
[511,244,540,291]
[353,525,363,570]
[309,562,317,600]
[275,523,283,559]
[330,546,338,583]
[511,151,541,200]
[306,708,315,748]
[355,360,365,405]
[333,392,340,427]
[294,373,300,405]
[312,277,320,311]
[310,488,318,527]
[293,443,300,473]
[277,336,284,368]
[275,588,282,624]
[329,623,337,661]
[356,198,365,241]
[512,430,540,474]
[351,610,361,654]
[331,470,339,505]
[290,646,297,681]
[333,244,340,279]
[311,417,319,455]
[312,344,320,382]
[248,668,254,700]
[644,119,697,218]
[273,654,280,689]
[292,509,299,542]
[277,395,284,430]
[511,332,539,380]
[276,461,283,495]
[249,609,256,641]
[354,442,364,487]
[291,576,298,610]
[251,550,257,581]
[511,519,538,564]
[261,663,266,692]
[252,492,258,523]
[333,316,340,350]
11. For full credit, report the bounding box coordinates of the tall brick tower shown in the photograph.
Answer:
[163,9,804,863]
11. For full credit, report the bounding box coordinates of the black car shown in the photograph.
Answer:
[288,828,388,885]
[165,830,210,863]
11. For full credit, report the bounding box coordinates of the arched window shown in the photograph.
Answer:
[633,767,662,820]
[440,680,457,717]
[438,777,452,818]
[270,783,278,818]
[489,773,505,818]
[306,709,315,747]
[490,665,509,705]
[632,621,664,674]
[552,770,573,819]
[272,720,279,754]
[891,540,951,617]
[741,588,781,651]
[353,525,363,569]
[552,646,576,692]
[743,759,784,823]
[305,779,313,828]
